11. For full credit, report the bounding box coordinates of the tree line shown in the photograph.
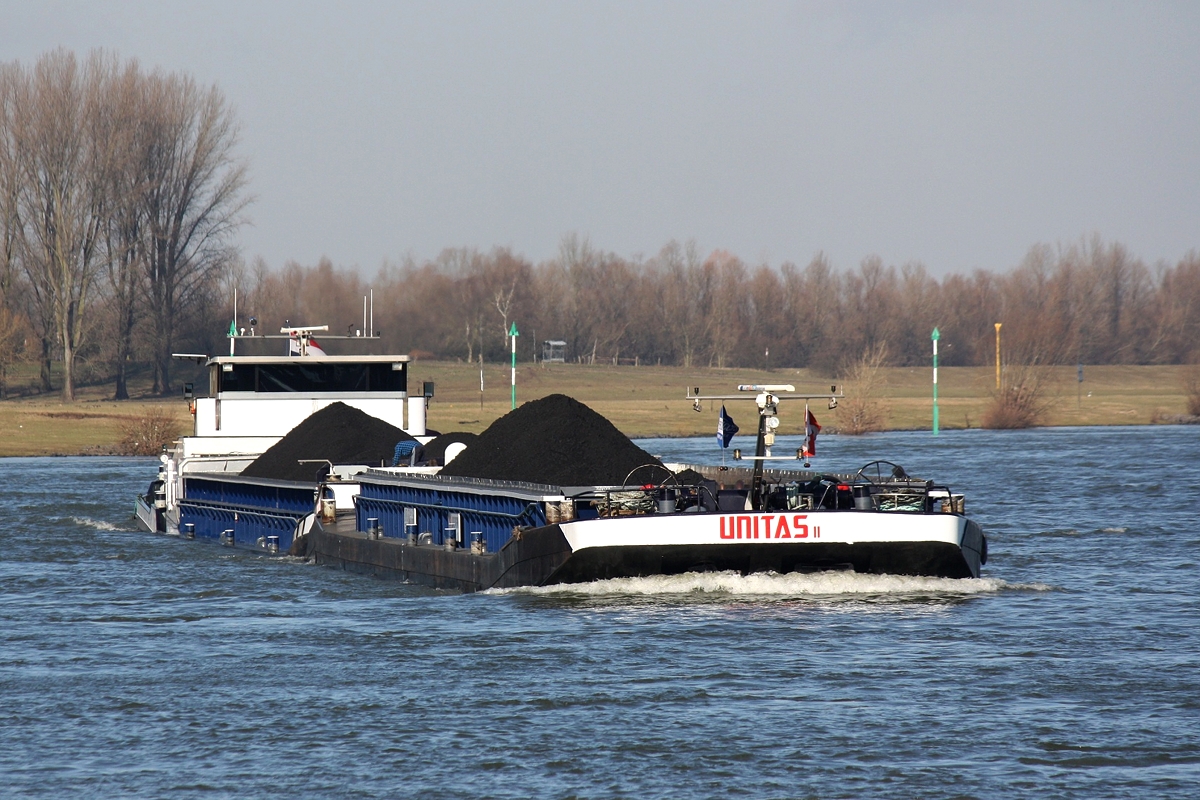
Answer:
[1,51,1197,401]
[228,233,1199,376]
[0,48,247,399]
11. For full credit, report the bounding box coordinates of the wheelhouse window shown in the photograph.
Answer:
[216,362,407,393]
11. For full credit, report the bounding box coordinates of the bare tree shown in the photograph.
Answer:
[1182,365,1200,417]
[704,250,747,368]
[0,79,27,376]
[5,50,113,400]
[556,232,599,361]
[0,64,18,297]
[0,63,24,373]
[494,274,516,347]
[1156,253,1200,364]
[653,241,690,366]
[140,71,249,394]
[782,253,839,370]
[585,254,637,364]
[838,341,890,434]
[0,304,28,398]
[0,68,60,400]
[102,60,148,399]
[982,339,1058,429]
[743,263,783,368]
[440,247,487,361]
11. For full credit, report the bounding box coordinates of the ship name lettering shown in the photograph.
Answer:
[792,514,808,538]
[719,514,814,540]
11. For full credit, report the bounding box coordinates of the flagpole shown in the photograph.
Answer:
[717,405,738,465]
[805,400,810,459]
[718,405,726,466]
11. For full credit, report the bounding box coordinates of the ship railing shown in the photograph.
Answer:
[178,498,308,546]
[850,480,961,513]
[572,478,962,516]
[574,481,717,518]
[352,493,545,553]
[353,494,541,521]
[179,497,309,521]
[594,489,656,517]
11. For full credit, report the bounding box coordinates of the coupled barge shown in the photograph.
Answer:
[151,458,985,591]
[296,460,986,592]
[135,327,987,589]
[147,414,985,589]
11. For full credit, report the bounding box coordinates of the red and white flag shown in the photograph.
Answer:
[802,405,821,458]
[289,336,327,356]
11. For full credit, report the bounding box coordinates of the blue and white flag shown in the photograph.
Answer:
[717,405,739,448]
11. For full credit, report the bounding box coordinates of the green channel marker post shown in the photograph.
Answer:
[931,327,940,435]
[509,321,519,409]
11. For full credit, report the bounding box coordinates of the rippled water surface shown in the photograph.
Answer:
[2,426,1198,798]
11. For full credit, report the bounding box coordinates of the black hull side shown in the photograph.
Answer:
[544,540,975,584]
[301,521,574,592]
[302,520,979,592]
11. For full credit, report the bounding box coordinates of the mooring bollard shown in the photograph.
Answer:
[404,507,417,544]
[182,523,195,540]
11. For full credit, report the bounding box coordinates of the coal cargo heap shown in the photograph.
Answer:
[672,467,708,486]
[241,402,415,482]
[439,394,671,487]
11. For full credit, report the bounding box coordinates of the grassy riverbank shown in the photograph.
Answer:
[1,362,1194,457]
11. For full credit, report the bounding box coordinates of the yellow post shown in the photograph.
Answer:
[994,323,1002,389]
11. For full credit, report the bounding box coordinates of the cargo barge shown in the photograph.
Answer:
[299,461,986,592]
[135,326,987,589]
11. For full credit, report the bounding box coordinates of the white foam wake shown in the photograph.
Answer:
[489,570,1051,599]
[70,516,130,532]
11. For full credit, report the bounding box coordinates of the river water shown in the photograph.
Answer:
[1,426,1197,799]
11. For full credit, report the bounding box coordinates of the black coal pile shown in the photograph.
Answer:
[419,432,478,466]
[241,402,415,482]
[672,467,708,486]
[438,394,671,486]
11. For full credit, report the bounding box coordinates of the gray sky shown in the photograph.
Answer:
[6,1,1198,276]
